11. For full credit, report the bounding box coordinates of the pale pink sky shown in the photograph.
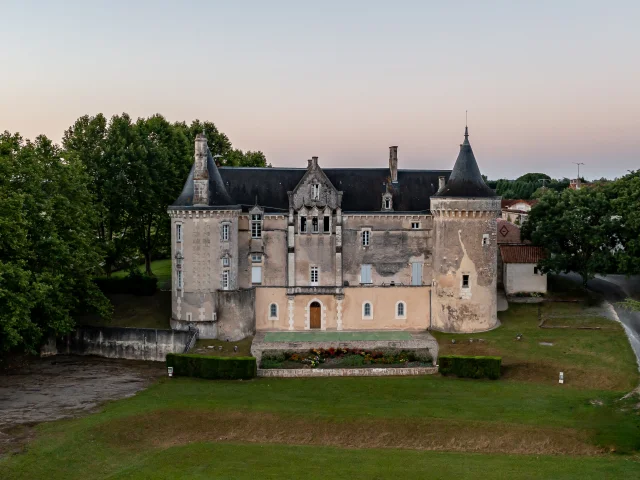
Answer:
[1,1,639,179]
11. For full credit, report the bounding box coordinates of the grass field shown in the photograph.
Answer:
[434,302,638,391]
[2,375,640,479]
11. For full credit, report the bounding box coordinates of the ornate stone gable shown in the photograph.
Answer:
[289,157,342,211]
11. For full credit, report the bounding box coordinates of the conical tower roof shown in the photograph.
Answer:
[434,127,495,198]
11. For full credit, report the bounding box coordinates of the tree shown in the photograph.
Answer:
[606,170,640,275]
[521,187,618,287]
[0,131,110,353]
[516,173,550,183]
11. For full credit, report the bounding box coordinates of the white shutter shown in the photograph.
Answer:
[361,264,372,284]
[411,262,422,285]
[252,266,262,284]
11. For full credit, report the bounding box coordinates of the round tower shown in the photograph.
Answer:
[430,127,501,333]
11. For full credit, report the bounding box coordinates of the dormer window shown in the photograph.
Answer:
[312,183,320,200]
[300,216,307,233]
[251,214,262,238]
[312,217,319,233]
[382,193,393,211]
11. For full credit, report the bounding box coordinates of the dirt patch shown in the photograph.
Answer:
[94,409,601,456]
[0,355,164,455]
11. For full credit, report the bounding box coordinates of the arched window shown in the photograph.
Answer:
[362,302,373,319]
[396,301,406,319]
[269,303,278,319]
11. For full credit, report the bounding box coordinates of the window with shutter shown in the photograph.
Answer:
[360,264,372,284]
[411,262,422,285]
[252,266,262,284]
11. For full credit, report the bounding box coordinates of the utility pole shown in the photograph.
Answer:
[573,162,585,179]
[538,178,550,188]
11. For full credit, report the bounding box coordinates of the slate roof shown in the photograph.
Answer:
[172,165,452,213]
[499,245,546,264]
[434,127,496,198]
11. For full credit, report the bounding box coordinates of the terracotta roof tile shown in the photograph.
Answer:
[499,245,546,264]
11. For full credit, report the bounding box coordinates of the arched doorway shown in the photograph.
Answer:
[310,301,321,329]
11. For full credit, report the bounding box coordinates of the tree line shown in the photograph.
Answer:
[521,170,640,287]
[0,114,267,353]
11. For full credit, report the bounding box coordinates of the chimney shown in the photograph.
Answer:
[438,176,446,191]
[193,133,209,205]
[307,156,319,169]
[389,146,398,183]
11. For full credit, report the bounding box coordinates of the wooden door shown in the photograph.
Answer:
[310,302,321,329]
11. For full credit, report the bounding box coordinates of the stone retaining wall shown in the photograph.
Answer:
[56,326,192,362]
[257,366,438,377]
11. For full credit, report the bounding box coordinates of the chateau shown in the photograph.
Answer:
[168,128,502,341]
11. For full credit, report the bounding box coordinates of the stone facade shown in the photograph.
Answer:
[168,128,501,337]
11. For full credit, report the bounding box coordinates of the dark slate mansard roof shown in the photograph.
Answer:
[172,163,451,213]
[433,127,496,198]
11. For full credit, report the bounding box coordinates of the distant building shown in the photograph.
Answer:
[501,199,537,225]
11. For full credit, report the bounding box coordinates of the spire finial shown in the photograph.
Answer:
[465,110,468,139]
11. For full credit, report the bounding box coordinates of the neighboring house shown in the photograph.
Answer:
[168,127,501,339]
[499,245,547,295]
[501,199,537,225]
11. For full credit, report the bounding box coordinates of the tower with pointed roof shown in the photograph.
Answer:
[430,126,502,332]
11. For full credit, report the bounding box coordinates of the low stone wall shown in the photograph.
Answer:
[258,367,438,377]
[56,326,192,362]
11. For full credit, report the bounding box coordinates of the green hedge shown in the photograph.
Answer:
[438,355,501,380]
[166,353,257,380]
[94,273,157,296]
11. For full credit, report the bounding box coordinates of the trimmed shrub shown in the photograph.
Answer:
[94,272,158,296]
[166,353,257,380]
[439,355,501,380]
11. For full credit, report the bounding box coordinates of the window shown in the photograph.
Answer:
[312,217,319,233]
[396,301,406,318]
[411,222,420,229]
[222,270,230,290]
[251,266,262,284]
[362,230,370,246]
[323,216,330,233]
[251,214,262,238]
[300,216,307,233]
[269,303,278,319]
[482,233,489,246]
[310,266,319,286]
[251,253,262,263]
[221,223,230,242]
[462,274,470,288]
[411,262,422,286]
[360,264,372,284]
[177,269,183,289]
[186,312,192,322]
[176,223,182,242]
[222,257,230,267]
[312,183,320,200]
[362,302,373,319]
[385,197,391,209]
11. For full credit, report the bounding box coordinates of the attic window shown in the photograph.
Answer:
[300,216,307,233]
[312,184,320,200]
[312,217,319,233]
[385,198,391,209]
[323,216,330,233]
[251,214,262,238]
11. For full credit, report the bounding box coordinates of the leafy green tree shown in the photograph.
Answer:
[605,170,640,274]
[521,187,618,287]
[516,173,550,183]
[0,131,110,353]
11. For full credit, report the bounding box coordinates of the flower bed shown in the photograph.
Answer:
[260,347,432,370]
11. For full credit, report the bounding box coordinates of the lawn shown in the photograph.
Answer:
[2,375,640,479]
[191,336,254,357]
[433,302,638,391]
[112,259,172,284]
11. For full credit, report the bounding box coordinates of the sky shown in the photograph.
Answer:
[1,0,639,180]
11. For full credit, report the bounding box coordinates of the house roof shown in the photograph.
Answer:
[499,245,546,264]
[172,165,452,213]
[433,127,496,198]
[501,199,538,209]
[496,219,525,244]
